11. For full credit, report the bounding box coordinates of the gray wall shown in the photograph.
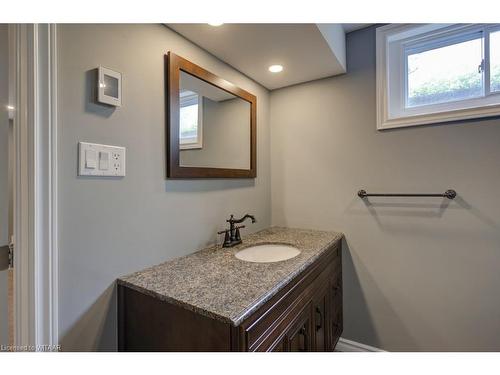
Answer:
[0,24,9,347]
[180,97,250,169]
[270,26,500,351]
[58,24,271,351]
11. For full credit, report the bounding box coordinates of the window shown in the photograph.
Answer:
[406,33,483,107]
[179,90,203,149]
[376,24,500,129]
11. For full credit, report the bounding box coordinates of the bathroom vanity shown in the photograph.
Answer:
[117,227,343,351]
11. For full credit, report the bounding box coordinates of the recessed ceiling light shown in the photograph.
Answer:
[208,22,224,27]
[268,65,283,73]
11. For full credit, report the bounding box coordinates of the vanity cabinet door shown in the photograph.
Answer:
[330,272,343,349]
[269,336,287,352]
[313,290,328,351]
[286,305,312,352]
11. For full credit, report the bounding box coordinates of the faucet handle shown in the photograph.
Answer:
[217,229,231,247]
[234,225,245,241]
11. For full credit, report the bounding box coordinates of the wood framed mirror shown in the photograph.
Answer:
[166,52,257,178]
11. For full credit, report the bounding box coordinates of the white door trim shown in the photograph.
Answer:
[12,23,59,350]
[11,22,34,349]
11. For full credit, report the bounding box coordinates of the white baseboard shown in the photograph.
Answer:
[336,337,385,352]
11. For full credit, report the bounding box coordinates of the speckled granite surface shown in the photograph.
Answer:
[118,227,343,326]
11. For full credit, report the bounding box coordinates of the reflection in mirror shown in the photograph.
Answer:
[179,71,251,170]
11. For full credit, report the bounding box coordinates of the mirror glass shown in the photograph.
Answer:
[178,71,251,169]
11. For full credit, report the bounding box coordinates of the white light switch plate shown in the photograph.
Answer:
[78,142,126,177]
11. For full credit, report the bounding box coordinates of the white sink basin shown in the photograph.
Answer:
[235,244,300,263]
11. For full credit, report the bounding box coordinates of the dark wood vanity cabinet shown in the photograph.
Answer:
[118,242,342,352]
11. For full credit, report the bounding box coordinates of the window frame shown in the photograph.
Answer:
[485,24,500,95]
[376,23,500,130]
[179,91,203,150]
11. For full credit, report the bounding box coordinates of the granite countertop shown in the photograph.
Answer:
[118,227,343,326]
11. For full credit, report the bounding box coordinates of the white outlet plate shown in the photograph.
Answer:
[78,142,126,177]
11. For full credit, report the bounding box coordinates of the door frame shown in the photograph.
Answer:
[10,24,59,350]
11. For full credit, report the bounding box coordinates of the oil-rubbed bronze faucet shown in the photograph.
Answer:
[218,214,257,248]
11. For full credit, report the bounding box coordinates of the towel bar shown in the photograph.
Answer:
[357,189,457,199]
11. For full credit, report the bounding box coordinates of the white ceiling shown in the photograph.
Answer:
[167,23,348,90]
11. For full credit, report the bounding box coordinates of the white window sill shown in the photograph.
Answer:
[378,102,500,130]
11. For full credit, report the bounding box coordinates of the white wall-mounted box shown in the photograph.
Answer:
[78,142,126,177]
